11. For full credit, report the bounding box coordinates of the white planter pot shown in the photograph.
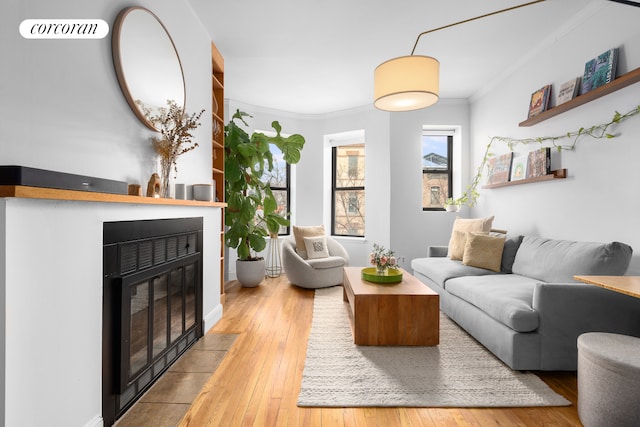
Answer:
[445,204,459,212]
[236,258,266,288]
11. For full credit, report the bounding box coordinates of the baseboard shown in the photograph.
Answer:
[204,303,223,333]
[83,415,103,427]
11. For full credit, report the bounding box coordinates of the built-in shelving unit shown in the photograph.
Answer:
[519,67,640,127]
[211,42,225,300]
[482,169,567,189]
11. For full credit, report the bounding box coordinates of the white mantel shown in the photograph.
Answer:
[0,194,223,427]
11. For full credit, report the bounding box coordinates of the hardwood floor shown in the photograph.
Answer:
[180,276,582,426]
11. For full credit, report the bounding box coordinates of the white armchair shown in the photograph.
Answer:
[281,236,350,289]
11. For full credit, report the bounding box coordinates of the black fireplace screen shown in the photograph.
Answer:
[102,218,203,426]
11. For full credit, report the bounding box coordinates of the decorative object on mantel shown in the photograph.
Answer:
[192,183,213,202]
[174,183,186,200]
[139,99,205,198]
[451,104,640,207]
[146,173,161,198]
[128,184,142,196]
[368,243,398,275]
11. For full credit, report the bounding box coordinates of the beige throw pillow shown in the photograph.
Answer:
[462,232,505,272]
[304,236,330,259]
[447,216,495,258]
[293,225,325,259]
[449,230,468,261]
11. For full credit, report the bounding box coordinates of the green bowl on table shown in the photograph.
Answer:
[361,267,403,284]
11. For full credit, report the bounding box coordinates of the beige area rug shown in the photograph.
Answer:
[297,286,570,408]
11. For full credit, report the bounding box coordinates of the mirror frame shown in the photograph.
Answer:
[112,6,186,132]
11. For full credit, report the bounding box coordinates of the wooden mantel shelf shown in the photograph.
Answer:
[482,169,567,189]
[519,67,640,127]
[0,185,226,207]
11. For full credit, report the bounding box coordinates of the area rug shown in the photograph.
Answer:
[297,286,570,408]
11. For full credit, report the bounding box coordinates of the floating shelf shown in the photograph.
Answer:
[482,169,567,189]
[519,67,640,127]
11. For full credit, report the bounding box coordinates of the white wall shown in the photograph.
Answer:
[390,100,471,269]
[1,1,219,426]
[469,2,640,273]
[1,0,212,188]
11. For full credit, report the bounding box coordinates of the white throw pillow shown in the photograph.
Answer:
[293,224,325,259]
[303,236,329,259]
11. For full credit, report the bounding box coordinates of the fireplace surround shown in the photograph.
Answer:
[102,217,204,426]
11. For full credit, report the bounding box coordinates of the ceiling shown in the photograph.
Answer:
[187,0,617,115]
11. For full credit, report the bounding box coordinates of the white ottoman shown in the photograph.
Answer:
[577,332,640,427]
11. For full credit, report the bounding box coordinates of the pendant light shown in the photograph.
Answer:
[374,0,546,111]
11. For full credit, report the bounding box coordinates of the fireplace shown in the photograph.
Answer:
[102,217,204,426]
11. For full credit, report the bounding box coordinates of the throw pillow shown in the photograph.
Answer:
[462,232,505,272]
[501,234,524,273]
[293,225,325,259]
[447,216,495,258]
[304,236,330,259]
[448,230,468,260]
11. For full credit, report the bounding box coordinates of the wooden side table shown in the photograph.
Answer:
[573,276,640,299]
[342,266,439,346]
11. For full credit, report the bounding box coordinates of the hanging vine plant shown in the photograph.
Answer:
[453,105,640,208]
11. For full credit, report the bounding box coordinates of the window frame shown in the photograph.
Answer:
[422,133,453,211]
[256,132,292,236]
[331,144,365,237]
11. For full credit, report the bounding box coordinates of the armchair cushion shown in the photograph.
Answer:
[293,224,325,259]
[304,235,329,259]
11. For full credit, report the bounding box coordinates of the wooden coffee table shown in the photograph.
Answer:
[342,266,439,346]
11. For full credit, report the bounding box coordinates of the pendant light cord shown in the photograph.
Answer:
[410,0,546,55]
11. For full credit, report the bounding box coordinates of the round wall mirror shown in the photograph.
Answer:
[112,7,186,132]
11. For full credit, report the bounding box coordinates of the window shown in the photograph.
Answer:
[332,143,365,237]
[422,133,453,210]
[260,144,291,235]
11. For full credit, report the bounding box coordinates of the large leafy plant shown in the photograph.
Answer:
[225,110,305,260]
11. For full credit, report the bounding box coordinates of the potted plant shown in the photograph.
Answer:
[444,197,459,212]
[224,110,305,287]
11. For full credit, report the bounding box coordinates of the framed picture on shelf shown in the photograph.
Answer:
[556,77,580,105]
[581,48,618,94]
[527,84,552,118]
[526,148,551,179]
[487,152,513,184]
[510,153,528,181]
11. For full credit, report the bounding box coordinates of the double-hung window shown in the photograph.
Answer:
[422,132,453,210]
[259,143,291,235]
[332,143,365,237]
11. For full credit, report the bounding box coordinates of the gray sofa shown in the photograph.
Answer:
[411,235,640,370]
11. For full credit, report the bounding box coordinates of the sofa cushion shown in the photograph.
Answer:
[307,256,345,270]
[463,232,505,272]
[512,236,633,283]
[445,274,539,332]
[411,257,500,288]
